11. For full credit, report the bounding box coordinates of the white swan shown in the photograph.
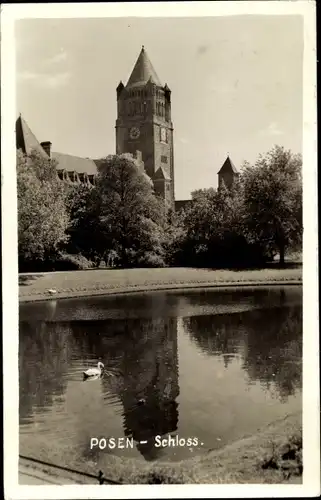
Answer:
[83,362,104,379]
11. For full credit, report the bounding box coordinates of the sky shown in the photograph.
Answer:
[15,15,303,200]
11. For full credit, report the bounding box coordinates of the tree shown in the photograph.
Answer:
[241,145,302,265]
[17,150,69,265]
[65,183,111,266]
[180,184,248,267]
[162,209,187,266]
[95,154,166,267]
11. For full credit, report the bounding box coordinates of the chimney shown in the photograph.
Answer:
[40,141,52,158]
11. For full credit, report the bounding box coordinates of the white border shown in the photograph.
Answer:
[1,2,319,499]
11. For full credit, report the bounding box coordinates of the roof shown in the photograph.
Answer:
[16,114,98,177]
[217,156,239,174]
[152,166,171,181]
[16,115,48,159]
[126,46,162,88]
[52,152,98,175]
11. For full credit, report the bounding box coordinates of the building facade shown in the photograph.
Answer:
[115,46,175,211]
[16,46,239,209]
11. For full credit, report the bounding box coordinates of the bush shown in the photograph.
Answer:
[54,253,95,271]
[137,251,166,268]
[19,252,95,272]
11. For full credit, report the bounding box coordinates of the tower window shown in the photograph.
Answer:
[160,127,168,143]
[161,155,168,163]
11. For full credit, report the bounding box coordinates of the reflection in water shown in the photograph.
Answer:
[19,320,73,425]
[69,315,179,460]
[19,286,302,467]
[183,294,302,401]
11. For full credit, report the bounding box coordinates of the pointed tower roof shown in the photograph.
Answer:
[16,115,48,159]
[217,155,239,174]
[126,46,161,88]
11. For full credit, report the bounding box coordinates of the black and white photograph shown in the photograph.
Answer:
[1,1,319,498]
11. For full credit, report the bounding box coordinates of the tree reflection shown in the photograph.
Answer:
[179,286,296,310]
[19,320,73,423]
[183,314,243,367]
[184,300,302,400]
[70,315,180,460]
[241,306,302,400]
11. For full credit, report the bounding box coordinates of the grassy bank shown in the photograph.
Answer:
[19,266,302,302]
[20,412,302,485]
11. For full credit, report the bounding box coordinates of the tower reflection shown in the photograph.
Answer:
[119,317,179,460]
[70,294,180,460]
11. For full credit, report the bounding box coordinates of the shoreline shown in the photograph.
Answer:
[19,412,302,485]
[19,267,302,303]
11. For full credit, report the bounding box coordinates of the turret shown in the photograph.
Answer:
[116,81,125,100]
[217,155,240,190]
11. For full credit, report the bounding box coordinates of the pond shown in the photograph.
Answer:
[19,286,302,468]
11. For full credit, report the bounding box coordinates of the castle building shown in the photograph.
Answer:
[16,46,239,209]
[16,113,98,187]
[116,46,175,211]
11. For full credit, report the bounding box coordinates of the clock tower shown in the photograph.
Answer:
[115,46,175,210]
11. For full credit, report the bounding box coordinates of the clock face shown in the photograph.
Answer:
[130,127,140,139]
[160,127,167,142]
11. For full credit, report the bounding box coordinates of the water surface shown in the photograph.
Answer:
[19,286,302,466]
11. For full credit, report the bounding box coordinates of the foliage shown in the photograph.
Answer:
[17,150,69,265]
[65,183,111,266]
[171,145,302,268]
[53,252,95,270]
[95,154,166,267]
[17,144,302,272]
[179,184,257,267]
[162,210,187,266]
[241,145,302,264]
[136,251,166,268]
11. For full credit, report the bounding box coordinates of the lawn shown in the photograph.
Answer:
[19,266,302,302]
[19,412,301,485]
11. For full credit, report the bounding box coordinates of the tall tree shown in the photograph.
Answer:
[95,154,166,267]
[17,150,69,265]
[241,145,302,265]
[181,184,247,267]
[65,183,111,265]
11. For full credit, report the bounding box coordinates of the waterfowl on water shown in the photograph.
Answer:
[83,362,104,379]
